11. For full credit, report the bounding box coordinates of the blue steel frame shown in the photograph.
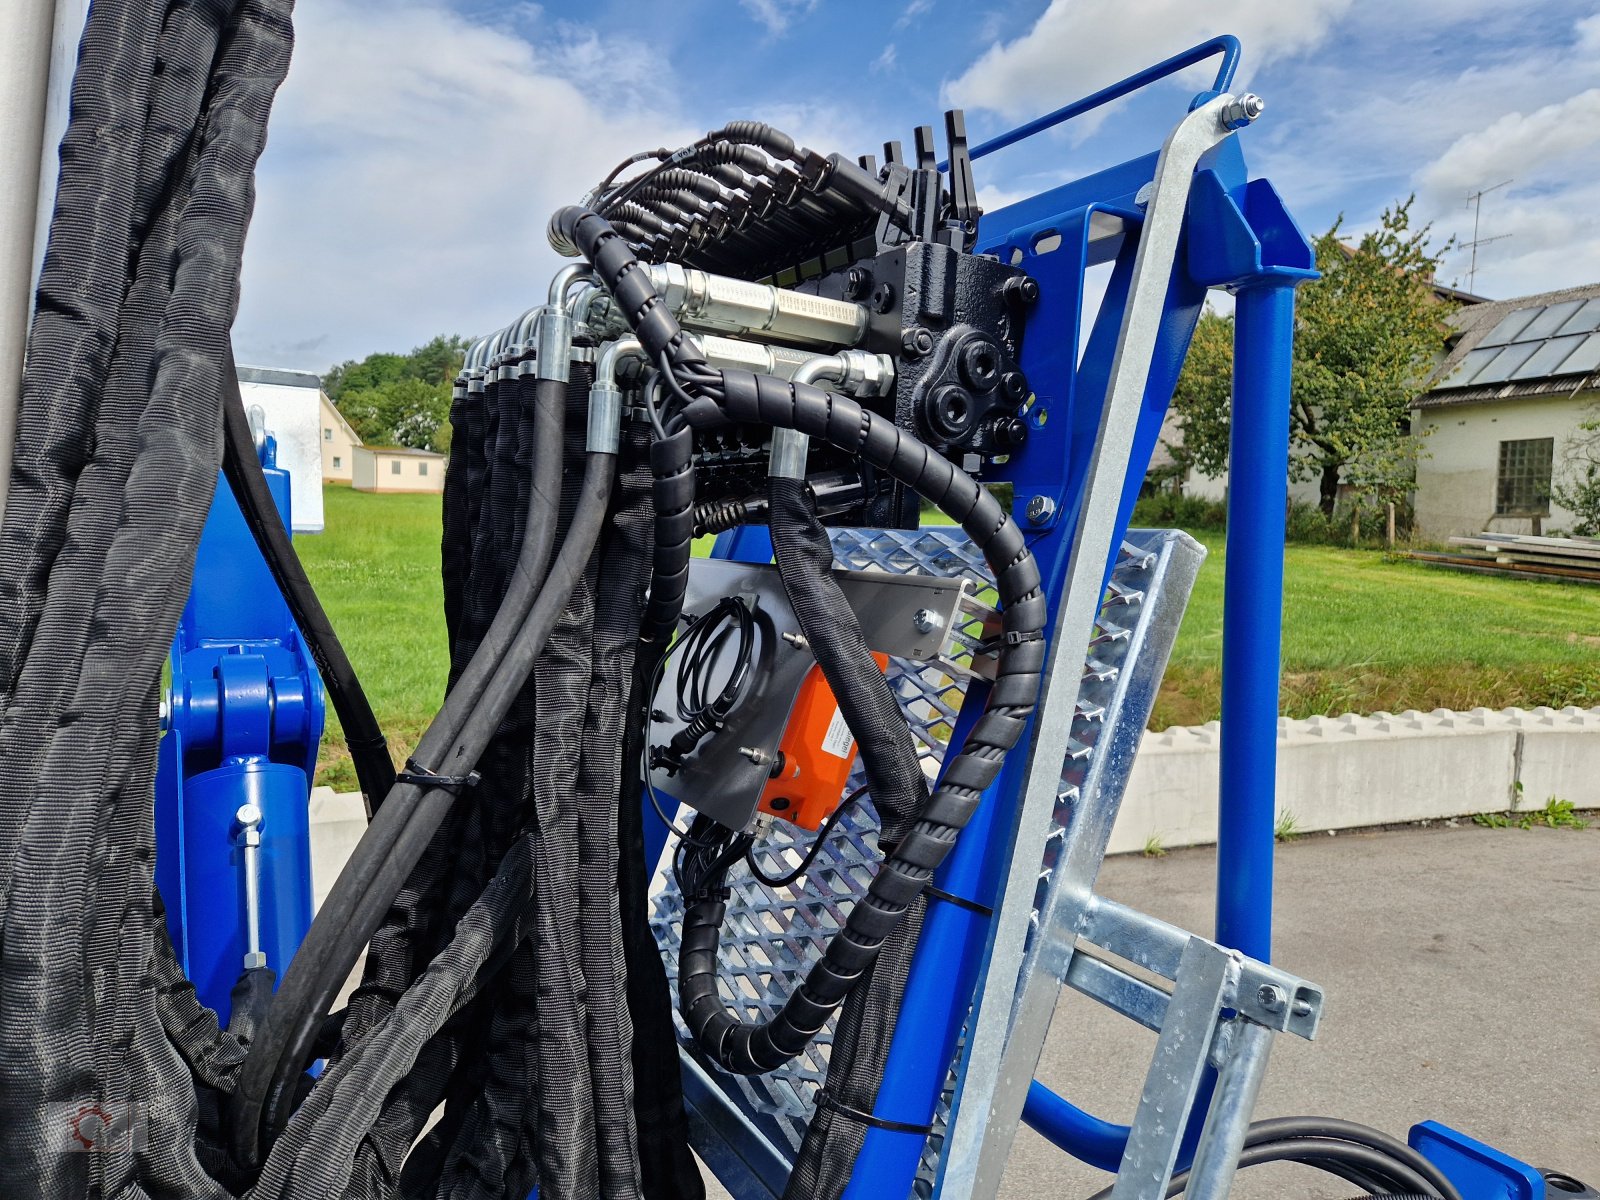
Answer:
[156,437,325,1019]
[705,38,1322,1197]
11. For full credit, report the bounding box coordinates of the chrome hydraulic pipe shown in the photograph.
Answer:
[588,336,643,453]
[647,262,869,348]
[768,349,895,479]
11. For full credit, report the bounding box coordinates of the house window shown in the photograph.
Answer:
[324,428,332,441]
[1496,437,1553,516]
[332,456,341,469]
[391,460,402,475]
[418,461,428,477]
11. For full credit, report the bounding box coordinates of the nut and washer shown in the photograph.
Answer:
[912,608,944,635]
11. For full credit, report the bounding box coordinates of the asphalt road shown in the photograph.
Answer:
[1003,822,1600,1198]
[704,822,1599,1197]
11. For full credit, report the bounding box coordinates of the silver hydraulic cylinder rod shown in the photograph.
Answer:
[0,0,60,521]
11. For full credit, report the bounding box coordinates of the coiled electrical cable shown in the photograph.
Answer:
[556,202,1047,1075]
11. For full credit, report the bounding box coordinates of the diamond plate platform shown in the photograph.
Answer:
[648,526,1204,1197]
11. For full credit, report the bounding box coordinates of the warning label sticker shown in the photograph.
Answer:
[821,706,855,759]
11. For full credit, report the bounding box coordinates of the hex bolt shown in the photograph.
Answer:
[870,282,896,314]
[901,327,935,357]
[843,266,870,300]
[1025,495,1056,526]
[1292,997,1314,1017]
[1220,93,1266,131]
[738,746,771,766]
[912,608,944,635]
[1256,983,1286,1012]
[1005,275,1040,305]
[781,631,809,648]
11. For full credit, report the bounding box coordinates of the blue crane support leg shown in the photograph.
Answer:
[1216,280,1299,960]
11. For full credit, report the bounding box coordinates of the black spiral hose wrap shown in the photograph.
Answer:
[557,205,1046,1073]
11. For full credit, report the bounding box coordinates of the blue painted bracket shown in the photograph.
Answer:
[155,435,325,1019]
[1411,1121,1546,1200]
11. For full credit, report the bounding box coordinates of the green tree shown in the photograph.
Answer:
[1553,407,1600,536]
[1167,198,1452,514]
[326,334,470,451]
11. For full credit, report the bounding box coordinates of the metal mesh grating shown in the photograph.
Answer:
[649,527,1171,1176]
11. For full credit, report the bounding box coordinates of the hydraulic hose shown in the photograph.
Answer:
[253,448,616,1162]
[1082,1116,1465,1200]
[229,378,573,1168]
[246,452,617,1195]
[765,478,926,836]
[556,204,1046,1075]
[220,349,396,812]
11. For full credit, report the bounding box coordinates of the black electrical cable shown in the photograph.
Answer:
[746,785,869,889]
[556,203,1047,1076]
[220,350,396,813]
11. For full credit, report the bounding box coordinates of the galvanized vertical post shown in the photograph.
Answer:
[0,0,59,520]
[1216,280,1299,959]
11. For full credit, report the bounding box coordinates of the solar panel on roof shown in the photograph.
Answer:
[1477,306,1541,347]
[1558,330,1600,376]
[1510,333,1589,380]
[1556,297,1600,336]
[1471,341,1540,385]
[1516,299,1585,342]
[1438,345,1500,387]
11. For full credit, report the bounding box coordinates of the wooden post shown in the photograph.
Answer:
[1386,501,1396,549]
[1350,504,1360,547]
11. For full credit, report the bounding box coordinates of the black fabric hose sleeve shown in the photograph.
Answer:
[240,450,617,1164]
[220,348,395,813]
[766,478,926,841]
[229,379,571,1168]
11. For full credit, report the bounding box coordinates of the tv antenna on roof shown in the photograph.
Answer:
[1462,180,1512,292]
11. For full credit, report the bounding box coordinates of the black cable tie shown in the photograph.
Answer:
[814,1090,933,1136]
[925,884,994,918]
[395,758,481,795]
[1004,629,1044,645]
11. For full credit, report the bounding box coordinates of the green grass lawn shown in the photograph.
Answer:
[1154,531,1600,729]
[297,485,449,788]
[297,486,1599,784]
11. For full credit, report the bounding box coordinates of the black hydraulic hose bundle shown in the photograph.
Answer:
[0,2,294,1198]
[220,352,396,812]
[229,375,574,1170]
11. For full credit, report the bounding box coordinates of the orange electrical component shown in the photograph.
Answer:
[758,653,888,830]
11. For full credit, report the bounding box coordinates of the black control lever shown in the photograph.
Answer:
[943,109,981,251]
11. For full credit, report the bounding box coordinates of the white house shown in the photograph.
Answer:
[352,445,446,494]
[236,365,328,532]
[1412,282,1600,541]
[318,390,362,483]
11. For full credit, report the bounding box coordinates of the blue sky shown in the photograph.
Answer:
[232,0,1600,371]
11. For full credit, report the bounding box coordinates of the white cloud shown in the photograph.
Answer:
[739,0,817,37]
[1418,89,1600,197]
[944,0,1354,123]
[872,44,898,74]
[233,0,699,369]
[896,0,934,30]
